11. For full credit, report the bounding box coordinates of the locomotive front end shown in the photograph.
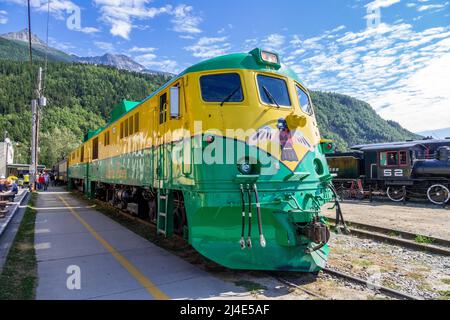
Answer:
[182,48,336,271]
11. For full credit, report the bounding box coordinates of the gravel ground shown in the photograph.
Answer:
[326,232,450,300]
[322,201,450,240]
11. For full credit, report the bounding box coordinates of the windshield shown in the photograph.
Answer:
[296,85,313,114]
[200,73,244,103]
[257,74,291,107]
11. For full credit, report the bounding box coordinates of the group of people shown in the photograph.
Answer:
[0,175,19,195]
[36,172,51,191]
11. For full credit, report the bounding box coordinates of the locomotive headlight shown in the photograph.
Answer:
[261,51,279,64]
[238,162,253,175]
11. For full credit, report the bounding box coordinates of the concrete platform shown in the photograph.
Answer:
[35,187,248,300]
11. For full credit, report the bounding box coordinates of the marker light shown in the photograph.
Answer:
[261,51,279,64]
[238,162,253,175]
[205,135,215,144]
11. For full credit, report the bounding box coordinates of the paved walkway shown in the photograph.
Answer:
[35,187,247,300]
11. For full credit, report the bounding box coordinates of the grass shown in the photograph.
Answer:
[0,193,37,300]
[438,290,450,299]
[234,280,268,293]
[388,231,401,238]
[352,258,374,268]
[414,235,434,244]
[441,278,450,285]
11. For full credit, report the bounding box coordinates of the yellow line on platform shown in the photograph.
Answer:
[58,195,170,300]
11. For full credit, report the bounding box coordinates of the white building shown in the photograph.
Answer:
[0,138,14,177]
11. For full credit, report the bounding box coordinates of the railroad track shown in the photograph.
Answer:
[328,217,450,256]
[275,268,422,300]
[321,268,421,300]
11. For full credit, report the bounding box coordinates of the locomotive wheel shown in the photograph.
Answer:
[386,186,405,202]
[427,184,450,205]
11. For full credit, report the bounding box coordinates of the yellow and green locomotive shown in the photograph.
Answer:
[67,48,336,272]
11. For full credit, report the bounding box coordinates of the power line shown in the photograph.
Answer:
[27,0,33,68]
[43,0,51,95]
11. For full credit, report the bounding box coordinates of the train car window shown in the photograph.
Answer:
[124,118,129,137]
[387,152,398,166]
[400,151,407,165]
[257,74,291,107]
[134,113,140,133]
[129,117,134,135]
[160,93,167,124]
[80,146,84,162]
[200,73,243,103]
[120,122,124,139]
[380,152,387,166]
[92,138,99,160]
[296,85,312,114]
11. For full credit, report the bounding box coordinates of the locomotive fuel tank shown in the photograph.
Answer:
[413,147,450,177]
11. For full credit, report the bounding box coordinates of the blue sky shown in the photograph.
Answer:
[0,0,449,133]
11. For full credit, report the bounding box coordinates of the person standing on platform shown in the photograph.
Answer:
[44,172,50,191]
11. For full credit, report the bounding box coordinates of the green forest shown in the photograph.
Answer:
[0,59,170,166]
[0,59,420,167]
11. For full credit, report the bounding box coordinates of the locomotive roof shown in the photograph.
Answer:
[352,138,450,151]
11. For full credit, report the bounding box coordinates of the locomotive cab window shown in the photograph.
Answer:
[399,151,408,165]
[296,85,313,114]
[387,152,398,166]
[257,74,291,107]
[200,73,243,104]
[380,151,408,167]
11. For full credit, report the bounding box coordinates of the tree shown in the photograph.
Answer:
[39,127,81,167]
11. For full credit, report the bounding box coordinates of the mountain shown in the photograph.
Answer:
[75,53,147,73]
[0,31,74,62]
[417,127,450,139]
[0,29,172,75]
[1,28,47,46]
[310,91,421,151]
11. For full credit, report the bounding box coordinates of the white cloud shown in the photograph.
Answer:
[94,0,171,39]
[417,2,449,11]
[3,0,99,32]
[261,34,286,52]
[365,0,401,9]
[282,21,450,132]
[0,10,7,24]
[129,46,157,53]
[184,36,231,58]
[94,41,115,52]
[170,4,202,34]
[376,52,450,131]
[134,53,178,74]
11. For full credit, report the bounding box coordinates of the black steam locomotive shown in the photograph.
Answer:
[326,138,450,205]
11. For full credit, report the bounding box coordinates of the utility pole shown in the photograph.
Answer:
[30,67,46,191]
